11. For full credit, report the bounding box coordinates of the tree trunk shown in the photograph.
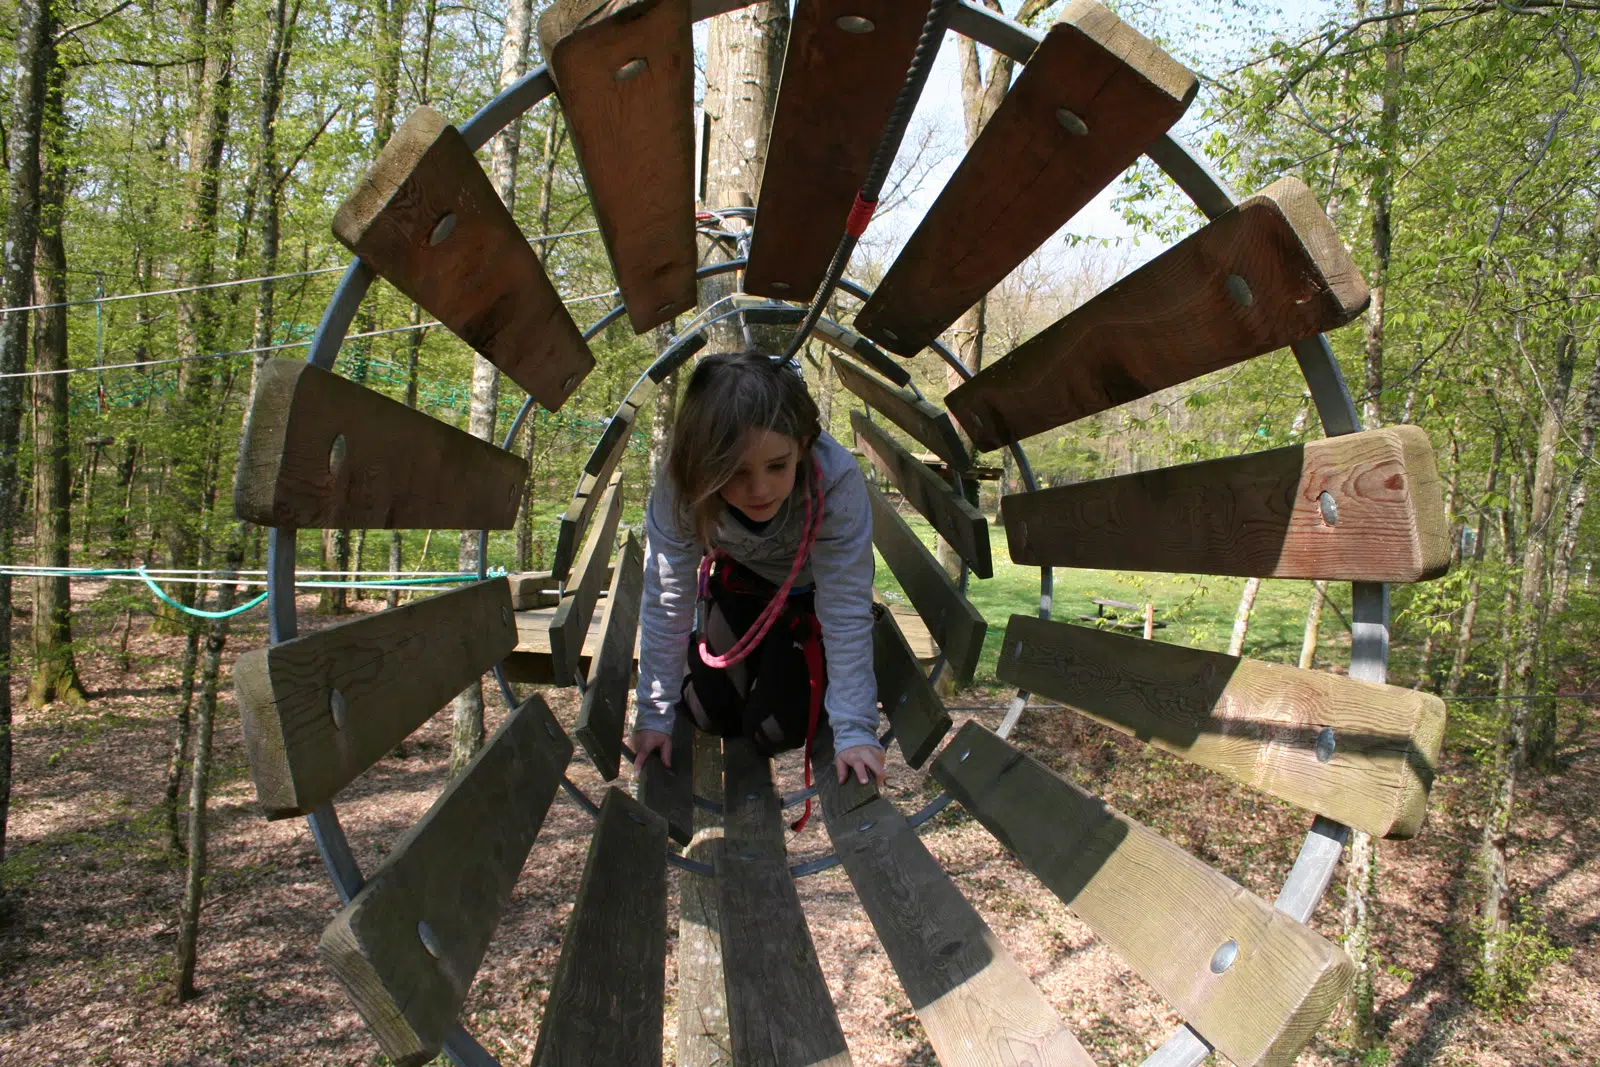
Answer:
[1548,351,1600,620]
[647,322,678,486]
[450,358,498,773]
[1227,577,1262,657]
[165,624,204,854]
[1298,581,1327,670]
[1341,829,1378,1047]
[1360,0,1404,431]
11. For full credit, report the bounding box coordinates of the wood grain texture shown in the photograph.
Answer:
[531,787,668,1067]
[319,694,573,1067]
[997,614,1445,838]
[1002,426,1451,583]
[867,482,987,685]
[933,722,1353,1067]
[873,605,952,769]
[947,176,1371,451]
[853,0,1195,356]
[234,359,527,530]
[234,579,517,819]
[332,107,592,410]
[853,411,992,579]
[717,739,852,1067]
[742,0,928,301]
[549,476,625,686]
[540,0,696,333]
[816,744,1094,1067]
[576,533,645,781]
[833,355,969,472]
[637,706,695,846]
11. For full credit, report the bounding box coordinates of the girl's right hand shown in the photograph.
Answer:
[631,729,672,776]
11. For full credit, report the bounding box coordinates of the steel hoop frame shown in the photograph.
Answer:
[270,4,1385,1063]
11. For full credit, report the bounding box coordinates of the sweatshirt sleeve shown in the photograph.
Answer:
[633,486,699,735]
[809,459,882,754]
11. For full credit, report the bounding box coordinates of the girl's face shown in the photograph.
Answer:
[719,428,800,522]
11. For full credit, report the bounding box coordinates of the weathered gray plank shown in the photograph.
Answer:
[933,722,1353,1067]
[832,355,969,472]
[576,533,645,781]
[637,706,695,847]
[234,579,517,819]
[873,605,951,769]
[549,476,625,685]
[320,694,573,1067]
[234,359,526,530]
[853,411,992,579]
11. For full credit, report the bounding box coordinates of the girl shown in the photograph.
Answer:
[630,350,885,796]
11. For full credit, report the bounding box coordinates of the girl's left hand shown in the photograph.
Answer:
[835,745,886,786]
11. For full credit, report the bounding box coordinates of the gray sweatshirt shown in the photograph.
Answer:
[633,431,881,753]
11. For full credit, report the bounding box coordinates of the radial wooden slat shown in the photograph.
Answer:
[550,475,625,686]
[812,319,910,387]
[873,605,952,769]
[636,708,695,847]
[852,411,992,579]
[832,354,969,472]
[575,533,646,781]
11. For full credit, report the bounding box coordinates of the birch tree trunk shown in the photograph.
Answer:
[1298,581,1327,670]
[1227,578,1262,657]
[1447,434,1502,696]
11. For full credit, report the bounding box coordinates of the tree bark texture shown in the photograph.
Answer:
[1299,581,1328,670]
[1361,0,1405,430]
[1227,577,1262,657]
[1342,830,1379,1047]
[165,625,204,854]
[1548,351,1600,620]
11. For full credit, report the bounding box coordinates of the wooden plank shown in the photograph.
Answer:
[812,319,910,387]
[234,359,526,530]
[717,739,852,1067]
[1003,426,1450,583]
[531,787,668,1067]
[540,0,696,333]
[946,176,1370,451]
[816,744,1095,1067]
[234,579,517,819]
[873,605,952,769]
[742,0,928,301]
[509,570,562,610]
[637,706,695,847]
[852,411,992,579]
[320,694,573,1067]
[832,355,969,472]
[933,722,1353,1067]
[868,482,987,685]
[550,476,625,685]
[332,106,592,411]
[576,533,646,781]
[853,0,1195,356]
[997,614,1446,838]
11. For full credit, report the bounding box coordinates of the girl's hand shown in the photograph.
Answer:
[631,729,672,776]
[835,744,886,786]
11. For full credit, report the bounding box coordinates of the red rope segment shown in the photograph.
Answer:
[844,194,878,238]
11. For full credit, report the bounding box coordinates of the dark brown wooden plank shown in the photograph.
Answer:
[946,176,1369,450]
[816,743,1095,1067]
[813,319,911,387]
[637,706,695,847]
[853,0,1195,356]
[832,355,968,472]
[868,482,987,685]
[1003,426,1450,583]
[742,0,928,301]
[540,0,696,333]
[550,476,625,686]
[933,722,1352,1067]
[552,372,659,582]
[320,694,573,1067]
[852,411,992,579]
[873,605,951,769]
[234,579,518,819]
[332,107,592,410]
[234,359,526,530]
[717,739,852,1067]
[576,533,646,780]
[997,614,1446,838]
[531,787,668,1067]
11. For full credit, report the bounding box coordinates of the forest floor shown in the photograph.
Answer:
[1,586,1596,1067]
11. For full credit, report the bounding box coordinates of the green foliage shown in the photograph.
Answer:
[1466,908,1573,1014]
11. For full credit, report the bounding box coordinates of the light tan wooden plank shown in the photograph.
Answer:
[332,107,592,410]
[550,476,625,685]
[816,744,1095,1067]
[832,355,969,472]
[576,533,646,781]
[234,359,526,530]
[540,0,696,333]
[742,0,928,301]
[933,722,1353,1067]
[320,694,573,1067]
[717,739,852,1067]
[997,614,1445,838]
[531,787,668,1067]
[947,176,1370,451]
[873,605,951,769]
[234,579,517,819]
[853,411,992,579]
[1003,426,1451,583]
[868,482,987,685]
[637,705,695,847]
[854,0,1195,356]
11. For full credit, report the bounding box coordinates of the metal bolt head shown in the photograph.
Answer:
[1013,640,1024,659]
[544,720,559,738]
[562,372,580,391]
[1225,273,1254,307]
[628,811,647,825]
[1319,490,1339,526]
[428,212,457,246]
[1055,108,1089,136]
[836,14,875,32]
[1315,726,1336,764]
[960,749,971,762]
[746,791,760,800]
[418,920,443,958]
[1210,938,1238,974]
[614,57,648,81]
[328,434,347,475]
[328,688,348,730]
[770,281,791,291]
[880,327,898,342]
[657,301,675,315]
[857,819,875,832]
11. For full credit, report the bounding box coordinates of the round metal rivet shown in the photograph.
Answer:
[1315,727,1336,764]
[562,372,579,391]
[501,606,511,626]
[628,811,647,825]
[329,688,347,730]
[1226,274,1254,307]
[428,212,457,246]
[1210,939,1239,974]
[328,434,347,475]
[657,301,675,315]
[1319,490,1339,526]
[1055,108,1089,136]
[880,328,898,342]
[544,720,559,738]
[836,14,875,32]
[418,921,443,958]
[741,853,757,862]
[960,749,971,762]
[614,57,648,81]
[857,819,875,832]
[1013,640,1024,658]
[770,281,791,291]
[897,693,908,706]
[746,791,760,800]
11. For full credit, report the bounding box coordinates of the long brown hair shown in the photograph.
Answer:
[667,351,823,546]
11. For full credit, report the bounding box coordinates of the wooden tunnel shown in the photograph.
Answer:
[228,0,1454,1064]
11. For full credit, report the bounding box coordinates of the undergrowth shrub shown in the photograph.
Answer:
[1466,907,1572,1013]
